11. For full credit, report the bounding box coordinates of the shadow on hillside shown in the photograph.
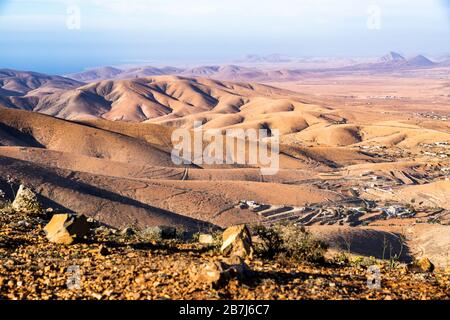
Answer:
[0,156,218,232]
[323,229,413,263]
[0,123,45,148]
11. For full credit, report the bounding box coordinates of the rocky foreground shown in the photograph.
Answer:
[0,186,449,300]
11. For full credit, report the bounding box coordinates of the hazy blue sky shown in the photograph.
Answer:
[1,0,449,74]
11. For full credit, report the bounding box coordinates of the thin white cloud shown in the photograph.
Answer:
[1,0,447,34]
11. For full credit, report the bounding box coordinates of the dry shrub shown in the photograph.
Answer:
[253,224,327,263]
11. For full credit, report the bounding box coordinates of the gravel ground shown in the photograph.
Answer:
[0,211,448,300]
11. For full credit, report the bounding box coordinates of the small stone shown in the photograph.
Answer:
[191,255,251,289]
[220,224,253,259]
[91,292,102,300]
[221,255,251,279]
[135,274,146,285]
[126,292,141,300]
[192,261,226,288]
[103,289,113,297]
[198,234,214,245]
[17,220,30,227]
[44,214,90,245]
[11,185,42,215]
[5,259,15,268]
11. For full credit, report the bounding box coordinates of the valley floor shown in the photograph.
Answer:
[0,70,449,300]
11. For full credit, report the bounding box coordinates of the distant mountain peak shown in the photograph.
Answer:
[406,55,435,67]
[379,51,405,63]
[239,54,291,63]
[66,66,123,82]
